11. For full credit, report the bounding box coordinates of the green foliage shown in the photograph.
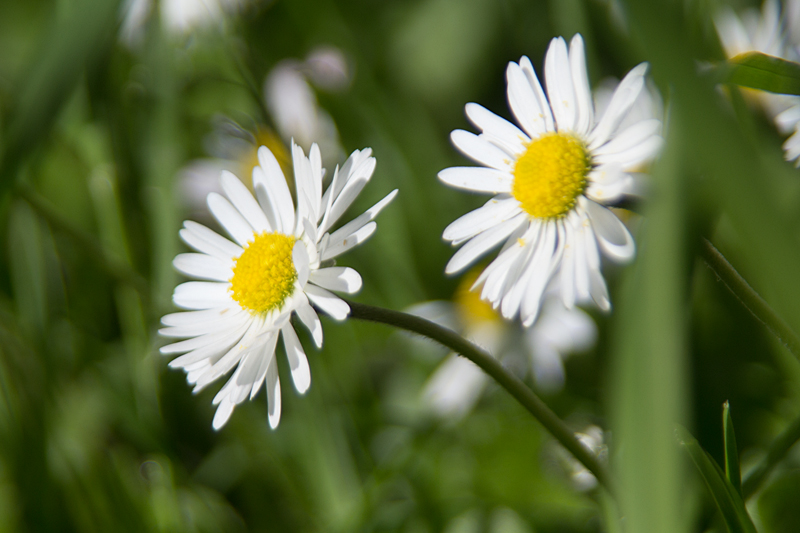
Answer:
[677,426,757,533]
[725,52,800,96]
[0,0,800,531]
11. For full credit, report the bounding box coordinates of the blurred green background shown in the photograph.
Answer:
[1,0,800,531]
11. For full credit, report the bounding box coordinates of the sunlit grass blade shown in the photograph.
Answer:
[676,425,757,533]
[725,52,800,96]
[722,401,742,498]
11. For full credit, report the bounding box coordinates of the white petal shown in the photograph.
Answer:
[292,142,313,227]
[585,163,631,203]
[207,193,254,247]
[181,221,243,261]
[173,253,231,282]
[451,130,514,171]
[256,146,295,233]
[442,197,521,244]
[293,240,310,287]
[161,305,240,327]
[295,298,323,348]
[305,285,350,320]
[320,221,376,261]
[499,223,543,319]
[588,63,648,150]
[325,189,398,246]
[266,356,282,429]
[544,36,577,133]
[445,214,526,274]
[506,60,550,139]
[159,307,246,338]
[192,316,268,391]
[438,167,513,194]
[281,323,311,393]
[173,281,231,310]
[220,170,271,233]
[520,222,559,326]
[594,135,663,170]
[569,34,594,136]
[310,266,362,293]
[166,320,252,370]
[582,197,635,262]
[593,119,661,158]
[246,331,279,400]
[212,397,235,430]
[319,156,376,235]
[465,102,529,153]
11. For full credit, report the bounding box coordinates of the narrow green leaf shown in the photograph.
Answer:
[676,426,757,533]
[725,52,800,95]
[722,401,742,498]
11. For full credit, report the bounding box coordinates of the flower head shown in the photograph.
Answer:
[715,0,800,165]
[440,34,662,326]
[161,142,397,429]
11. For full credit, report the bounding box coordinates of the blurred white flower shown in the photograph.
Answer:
[178,120,291,217]
[304,46,352,91]
[264,59,344,165]
[120,0,246,46]
[556,425,608,492]
[412,268,597,420]
[180,45,349,214]
[715,0,800,165]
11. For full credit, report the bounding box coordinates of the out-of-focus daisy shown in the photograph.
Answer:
[554,425,608,492]
[439,34,662,325]
[415,268,597,419]
[179,121,291,216]
[120,0,246,46]
[715,0,800,165]
[160,142,397,429]
[264,58,344,165]
[180,47,348,212]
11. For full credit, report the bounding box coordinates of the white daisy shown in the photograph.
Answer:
[439,34,662,326]
[715,0,800,165]
[414,268,597,420]
[160,142,397,430]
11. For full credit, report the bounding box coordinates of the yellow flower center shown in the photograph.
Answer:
[512,132,590,219]
[229,232,298,315]
[454,267,499,327]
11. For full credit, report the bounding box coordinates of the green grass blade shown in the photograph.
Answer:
[725,52,800,95]
[722,401,742,498]
[677,426,757,533]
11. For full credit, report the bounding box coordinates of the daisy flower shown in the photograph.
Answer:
[160,142,397,430]
[414,268,597,419]
[439,34,662,326]
[715,0,800,165]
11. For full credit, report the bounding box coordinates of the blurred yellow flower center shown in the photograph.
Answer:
[455,268,499,326]
[240,128,294,191]
[512,133,589,219]
[230,232,297,314]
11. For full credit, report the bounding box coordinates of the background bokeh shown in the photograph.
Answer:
[1,0,800,531]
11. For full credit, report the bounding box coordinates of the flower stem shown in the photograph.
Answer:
[345,300,614,494]
[700,238,800,359]
[742,411,800,499]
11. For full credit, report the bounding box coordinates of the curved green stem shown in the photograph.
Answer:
[742,412,800,499]
[345,300,614,494]
[701,238,800,360]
